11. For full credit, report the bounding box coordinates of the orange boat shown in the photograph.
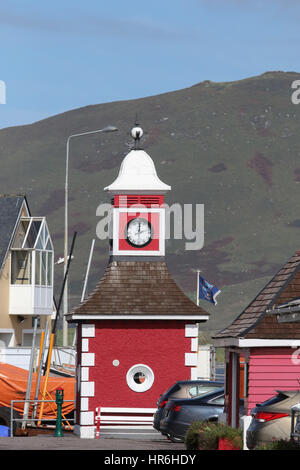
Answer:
[0,362,75,428]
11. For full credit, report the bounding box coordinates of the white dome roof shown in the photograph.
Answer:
[104,149,171,193]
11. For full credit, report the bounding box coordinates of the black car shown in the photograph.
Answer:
[160,388,245,443]
[159,388,225,442]
[153,380,223,434]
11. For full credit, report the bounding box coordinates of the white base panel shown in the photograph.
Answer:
[74,424,95,439]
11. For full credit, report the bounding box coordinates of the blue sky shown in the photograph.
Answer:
[0,0,299,129]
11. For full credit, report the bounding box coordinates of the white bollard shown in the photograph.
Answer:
[241,415,252,450]
[95,407,101,439]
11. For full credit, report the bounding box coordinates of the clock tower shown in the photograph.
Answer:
[67,124,210,439]
[105,125,170,257]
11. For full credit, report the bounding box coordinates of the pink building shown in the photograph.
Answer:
[214,250,300,427]
[66,125,209,438]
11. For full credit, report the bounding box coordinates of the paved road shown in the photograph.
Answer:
[0,434,185,451]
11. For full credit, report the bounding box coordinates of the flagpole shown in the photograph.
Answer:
[196,270,200,306]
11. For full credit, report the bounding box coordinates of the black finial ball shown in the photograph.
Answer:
[131,126,144,141]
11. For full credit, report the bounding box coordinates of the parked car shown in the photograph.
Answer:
[159,387,231,442]
[153,380,223,434]
[246,390,300,449]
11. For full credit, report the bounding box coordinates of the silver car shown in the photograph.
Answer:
[246,390,300,449]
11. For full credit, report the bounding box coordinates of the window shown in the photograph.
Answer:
[11,251,31,284]
[260,393,289,407]
[0,331,13,347]
[35,251,53,287]
[12,220,30,248]
[47,252,53,286]
[35,237,43,250]
[35,251,40,284]
[11,218,53,288]
[41,252,46,285]
[188,386,198,397]
[12,218,45,249]
[126,364,154,393]
[45,238,52,251]
[188,385,222,398]
[24,220,41,248]
[198,386,223,396]
[35,223,50,249]
[209,394,225,406]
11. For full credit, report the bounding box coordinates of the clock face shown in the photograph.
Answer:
[125,217,152,248]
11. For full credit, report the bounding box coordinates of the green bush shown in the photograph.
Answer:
[255,439,300,450]
[185,421,243,450]
[197,422,220,450]
[185,421,211,450]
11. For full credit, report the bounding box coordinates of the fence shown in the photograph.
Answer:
[95,407,157,438]
[10,399,75,437]
[0,346,76,371]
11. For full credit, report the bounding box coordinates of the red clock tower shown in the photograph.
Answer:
[106,125,170,258]
[67,125,210,439]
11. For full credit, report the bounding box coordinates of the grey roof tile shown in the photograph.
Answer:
[0,195,25,270]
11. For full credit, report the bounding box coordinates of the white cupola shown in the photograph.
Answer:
[104,125,171,194]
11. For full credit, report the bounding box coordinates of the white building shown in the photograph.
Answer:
[0,195,54,348]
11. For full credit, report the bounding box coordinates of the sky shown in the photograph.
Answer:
[0,0,300,129]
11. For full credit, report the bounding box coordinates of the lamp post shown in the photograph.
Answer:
[63,125,118,346]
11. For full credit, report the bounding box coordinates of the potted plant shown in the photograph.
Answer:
[215,424,243,450]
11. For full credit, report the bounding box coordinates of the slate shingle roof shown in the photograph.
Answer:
[214,250,300,339]
[67,260,210,319]
[0,195,26,271]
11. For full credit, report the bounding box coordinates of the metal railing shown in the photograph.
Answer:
[10,399,75,437]
[52,347,76,368]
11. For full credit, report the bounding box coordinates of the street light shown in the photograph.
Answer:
[63,125,118,346]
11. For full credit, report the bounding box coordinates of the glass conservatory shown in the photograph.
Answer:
[9,217,54,316]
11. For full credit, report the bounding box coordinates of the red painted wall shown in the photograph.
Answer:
[85,320,192,412]
[247,347,300,413]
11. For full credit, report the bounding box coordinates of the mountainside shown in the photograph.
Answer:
[2,71,300,334]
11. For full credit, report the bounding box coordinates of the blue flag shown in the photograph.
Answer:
[197,272,221,306]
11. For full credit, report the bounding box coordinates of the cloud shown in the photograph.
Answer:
[193,0,300,12]
[0,7,192,42]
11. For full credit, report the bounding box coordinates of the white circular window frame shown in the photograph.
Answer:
[126,364,154,393]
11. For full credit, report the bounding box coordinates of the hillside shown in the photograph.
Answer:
[2,70,300,334]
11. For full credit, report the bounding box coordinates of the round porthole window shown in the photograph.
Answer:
[126,364,154,392]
